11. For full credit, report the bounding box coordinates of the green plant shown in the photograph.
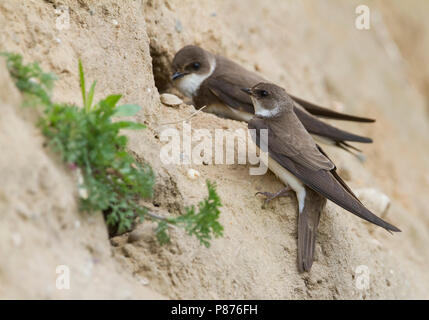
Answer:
[0,52,56,106]
[156,180,223,247]
[2,52,223,246]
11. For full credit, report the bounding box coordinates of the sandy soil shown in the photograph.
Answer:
[1,0,428,299]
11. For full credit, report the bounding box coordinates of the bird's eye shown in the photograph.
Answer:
[192,62,201,70]
[259,90,269,97]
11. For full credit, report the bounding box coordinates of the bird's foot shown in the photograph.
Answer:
[255,186,293,208]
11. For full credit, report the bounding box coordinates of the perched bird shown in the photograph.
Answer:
[171,45,374,155]
[241,82,400,272]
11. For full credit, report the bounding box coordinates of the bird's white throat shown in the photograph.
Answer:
[250,96,281,118]
[175,59,216,98]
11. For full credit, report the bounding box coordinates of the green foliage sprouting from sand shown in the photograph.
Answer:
[1,52,223,246]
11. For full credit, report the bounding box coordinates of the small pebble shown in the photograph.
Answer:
[112,19,119,26]
[11,233,22,247]
[54,37,61,44]
[160,93,183,107]
[138,276,149,286]
[175,19,183,33]
[187,168,200,180]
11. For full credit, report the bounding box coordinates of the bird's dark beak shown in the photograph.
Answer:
[241,88,252,95]
[171,71,186,81]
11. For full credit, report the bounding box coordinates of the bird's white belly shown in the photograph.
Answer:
[268,158,304,193]
[258,148,307,213]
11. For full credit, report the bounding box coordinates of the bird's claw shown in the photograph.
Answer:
[255,187,293,208]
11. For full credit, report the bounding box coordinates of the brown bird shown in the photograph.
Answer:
[241,83,400,272]
[171,45,374,155]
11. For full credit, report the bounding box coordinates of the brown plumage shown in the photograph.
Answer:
[172,46,374,156]
[250,113,399,232]
[298,188,326,272]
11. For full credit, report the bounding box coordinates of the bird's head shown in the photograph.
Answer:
[241,82,292,118]
[171,45,215,97]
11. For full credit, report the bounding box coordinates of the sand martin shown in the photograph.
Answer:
[242,83,400,272]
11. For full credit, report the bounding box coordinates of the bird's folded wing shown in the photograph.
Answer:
[294,107,373,143]
[258,111,335,171]
[249,118,400,232]
[206,75,374,145]
[205,75,256,114]
[290,94,375,123]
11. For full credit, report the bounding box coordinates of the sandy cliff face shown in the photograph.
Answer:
[0,0,163,299]
[0,0,428,299]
